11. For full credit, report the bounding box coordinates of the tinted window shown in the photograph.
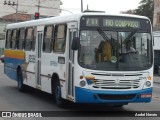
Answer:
[32,27,37,51]
[53,25,67,53]
[43,26,53,52]
[18,28,25,50]
[6,30,12,49]
[11,30,17,49]
[25,28,33,51]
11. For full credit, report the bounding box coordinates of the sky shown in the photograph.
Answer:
[60,0,141,15]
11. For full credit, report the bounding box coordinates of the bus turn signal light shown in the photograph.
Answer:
[85,76,95,80]
[147,76,152,80]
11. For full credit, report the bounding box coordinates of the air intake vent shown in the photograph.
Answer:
[91,73,142,77]
[98,94,136,100]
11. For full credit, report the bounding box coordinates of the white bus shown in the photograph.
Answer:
[3,13,153,107]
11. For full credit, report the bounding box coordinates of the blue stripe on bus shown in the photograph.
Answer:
[75,87,152,103]
[4,57,25,81]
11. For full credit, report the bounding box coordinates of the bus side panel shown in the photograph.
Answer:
[41,52,53,94]
[4,49,25,81]
[40,53,67,95]
[4,58,17,81]
[22,51,36,88]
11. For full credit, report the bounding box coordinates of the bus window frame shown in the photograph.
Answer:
[31,27,37,51]
[53,24,67,54]
[25,27,34,51]
[43,25,54,53]
[18,28,26,50]
[11,29,17,49]
[5,29,12,49]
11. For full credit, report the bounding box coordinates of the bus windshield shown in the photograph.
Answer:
[78,28,152,71]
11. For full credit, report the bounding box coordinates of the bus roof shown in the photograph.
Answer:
[6,13,150,29]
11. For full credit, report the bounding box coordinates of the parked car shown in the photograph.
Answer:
[0,55,4,63]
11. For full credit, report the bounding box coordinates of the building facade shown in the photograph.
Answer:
[153,0,160,30]
[0,0,61,18]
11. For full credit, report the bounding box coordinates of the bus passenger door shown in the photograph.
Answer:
[67,22,77,99]
[35,26,44,89]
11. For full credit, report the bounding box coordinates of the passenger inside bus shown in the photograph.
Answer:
[95,39,112,62]
[120,40,136,54]
[119,40,137,63]
[103,40,112,61]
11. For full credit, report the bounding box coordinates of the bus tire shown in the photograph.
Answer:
[52,75,66,108]
[17,69,26,92]
[113,105,124,107]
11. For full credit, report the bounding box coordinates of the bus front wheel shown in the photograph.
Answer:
[17,69,26,92]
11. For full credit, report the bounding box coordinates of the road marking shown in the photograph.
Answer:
[154,86,160,89]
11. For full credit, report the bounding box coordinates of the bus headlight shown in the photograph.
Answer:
[145,81,151,87]
[79,80,86,87]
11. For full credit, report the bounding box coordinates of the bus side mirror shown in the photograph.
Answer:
[71,37,80,50]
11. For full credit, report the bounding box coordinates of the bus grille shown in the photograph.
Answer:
[97,94,136,100]
[93,79,141,89]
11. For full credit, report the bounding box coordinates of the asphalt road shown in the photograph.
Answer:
[0,63,160,120]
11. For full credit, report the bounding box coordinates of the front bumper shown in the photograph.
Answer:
[75,87,152,104]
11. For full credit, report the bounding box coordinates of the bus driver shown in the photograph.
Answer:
[121,40,136,53]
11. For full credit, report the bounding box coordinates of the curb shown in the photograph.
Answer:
[154,81,160,84]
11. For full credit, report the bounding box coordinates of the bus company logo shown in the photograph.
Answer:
[2,112,11,117]
[115,79,120,84]
[29,55,35,63]
[1,112,42,117]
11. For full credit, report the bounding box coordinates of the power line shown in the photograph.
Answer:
[0,0,63,18]
[4,0,18,22]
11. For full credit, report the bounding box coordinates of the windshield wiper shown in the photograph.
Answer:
[97,28,110,42]
[123,29,137,43]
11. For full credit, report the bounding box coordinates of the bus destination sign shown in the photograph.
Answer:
[86,18,99,26]
[103,19,140,28]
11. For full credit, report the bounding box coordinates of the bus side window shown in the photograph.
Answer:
[25,28,33,51]
[16,29,20,49]
[5,30,12,49]
[53,24,67,53]
[18,28,26,50]
[32,27,37,51]
[11,29,17,49]
[43,25,53,52]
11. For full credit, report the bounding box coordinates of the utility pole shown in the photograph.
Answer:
[15,0,18,22]
[35,0,64,18]
[4,0,18,22]
[81,0,83,12]
[87,4,89,10]
[38,0,40,13]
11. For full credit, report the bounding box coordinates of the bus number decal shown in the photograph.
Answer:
[50,61,57,66]
[29,55,35,63]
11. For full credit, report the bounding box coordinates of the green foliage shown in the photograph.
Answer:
[133,0,154,23]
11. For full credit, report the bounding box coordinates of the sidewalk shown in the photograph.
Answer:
[154,76,160,84]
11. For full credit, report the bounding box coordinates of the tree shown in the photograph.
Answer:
[133,0,154,23]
